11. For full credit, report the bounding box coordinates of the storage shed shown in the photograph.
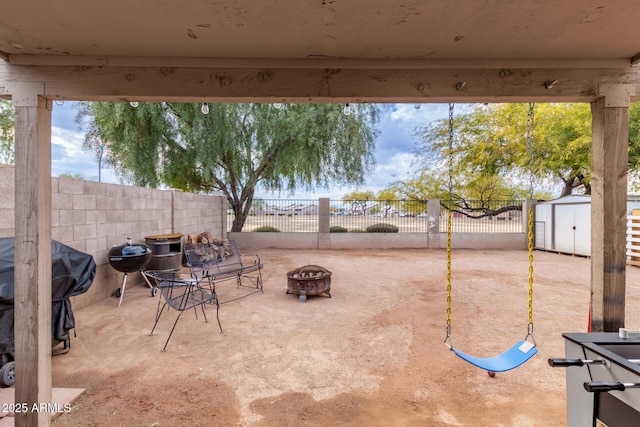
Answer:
[536,194,640,257]
[535,195,592,256]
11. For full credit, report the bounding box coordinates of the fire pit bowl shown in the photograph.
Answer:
[286,265,332,302]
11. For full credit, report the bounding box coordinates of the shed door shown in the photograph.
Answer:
[554,203,591,256]
[572,204,591,256]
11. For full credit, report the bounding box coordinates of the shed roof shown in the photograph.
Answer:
[538,194,592,205]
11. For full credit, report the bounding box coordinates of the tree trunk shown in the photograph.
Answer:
[230,201,247,232]
[560,181,573,197]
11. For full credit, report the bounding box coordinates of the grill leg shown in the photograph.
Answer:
[117,273,128,307]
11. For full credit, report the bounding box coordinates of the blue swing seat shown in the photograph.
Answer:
[451,340,538,372]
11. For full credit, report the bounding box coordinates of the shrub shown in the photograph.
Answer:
[366,223,399,233]
[349,229,366,233]
[330,226,348,233]
[253,225,280,232]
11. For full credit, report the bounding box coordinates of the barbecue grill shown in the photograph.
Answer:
[549,332,640,426]
[0,237,95,387]
[108,238,155,307]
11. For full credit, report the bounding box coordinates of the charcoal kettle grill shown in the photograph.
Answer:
[108,238,155,306]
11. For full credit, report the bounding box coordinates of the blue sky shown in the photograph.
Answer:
[51,102,119,183]
[51,102,449,198]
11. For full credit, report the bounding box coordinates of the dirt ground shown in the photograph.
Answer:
[49,249,640,427]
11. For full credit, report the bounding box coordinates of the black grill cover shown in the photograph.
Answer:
[0,237,96,356]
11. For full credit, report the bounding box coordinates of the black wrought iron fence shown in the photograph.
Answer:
[442,199,524,233]
[234,199,319,232]
[329,199,429,233]
[228,199,525,233]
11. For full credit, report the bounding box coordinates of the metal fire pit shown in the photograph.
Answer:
[286,265,332,302]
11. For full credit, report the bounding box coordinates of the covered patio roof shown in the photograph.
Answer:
[1,1,640,103]
[2,1,640,64]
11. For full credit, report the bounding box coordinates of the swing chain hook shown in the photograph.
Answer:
[525,322,536,346]
[444,325,453,350]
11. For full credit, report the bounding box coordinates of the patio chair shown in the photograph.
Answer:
[145,269,223,351]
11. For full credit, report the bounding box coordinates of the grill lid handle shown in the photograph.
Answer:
[584,381,631,393]
[548,358,606,368]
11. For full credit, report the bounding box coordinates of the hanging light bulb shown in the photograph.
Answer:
[54,100,64,106]
[273,103,283,110]
[201,102,209,115]
[129,101,139,107]
[343,103,351,116]
[414,104,421,110]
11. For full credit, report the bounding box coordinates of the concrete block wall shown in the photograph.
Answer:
[0,164,225,309]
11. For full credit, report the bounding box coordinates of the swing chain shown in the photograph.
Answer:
[446,210,453,327]
[526,103,535,328]
[445,104,454,347]
[526,103,535,200]
[527,204,534,324]
[448,103,455,199]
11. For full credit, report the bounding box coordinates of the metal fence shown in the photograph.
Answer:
[229,199,525,233]
[443,199,525,233]
[235,199,319,233]
[328,199,428,233]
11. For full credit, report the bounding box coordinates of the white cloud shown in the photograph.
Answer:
[391,103,449,125]
[52,127,86,157]
[51,103,119,183]
[369,152,418,188]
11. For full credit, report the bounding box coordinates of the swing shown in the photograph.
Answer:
[443,103,538,373]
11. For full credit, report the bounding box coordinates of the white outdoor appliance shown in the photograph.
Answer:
[549,332,640,427]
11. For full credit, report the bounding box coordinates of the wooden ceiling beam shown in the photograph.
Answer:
[1,62,639,103]
[6,55,632,70]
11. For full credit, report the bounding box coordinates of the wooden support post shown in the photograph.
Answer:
[10,82,52,426]
[590,85,631,332]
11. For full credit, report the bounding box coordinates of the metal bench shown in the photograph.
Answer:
[184,240,263,303]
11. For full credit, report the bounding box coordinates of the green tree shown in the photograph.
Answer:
[414,103,595,198]
[58,172,86,180]
[79,102,379,231]
[388,172,446,202]
[375,188,399,201]
[342,190,375,201]
[0,99,14,164]
[342,190,375,216]
[627,102,640,192]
